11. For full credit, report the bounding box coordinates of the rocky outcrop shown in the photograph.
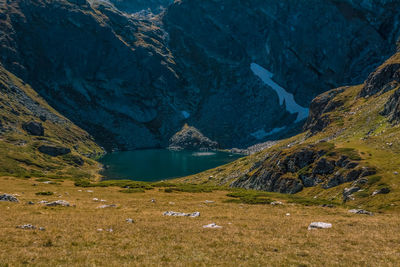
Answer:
[304,87,346,135]
[359,62,400,97]
[232,144,374,196]
[168,125,218,150]
[22,121,44,136]
[382,87,400,123]
[38,145,71,156]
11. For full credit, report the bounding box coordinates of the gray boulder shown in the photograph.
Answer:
[0,194,19,202]
[372,187,391,196]
[22,121,44,136]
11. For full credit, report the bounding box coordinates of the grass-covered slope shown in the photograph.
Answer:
[177,51,400,211]
[0,66,103,180]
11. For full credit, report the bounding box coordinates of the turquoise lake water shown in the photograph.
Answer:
[99,149,242,181]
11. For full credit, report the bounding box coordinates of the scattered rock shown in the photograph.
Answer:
[17,224,44,230]
[27,201,35,205]
[126,218,134,223]
[150,199,156,203]
[348,209,373,215]
[38,145,71,156]
[203,223,222,229]
[93,198,99,202]
[343,186,360,202]
[22,121,44,136]
[168,202,175,205]
[271,201,284,205]
[372,187,391,196]
[97,204,117,209]
[37,200,49,204]
[45,200,70,207]
[0,194,19,202]
[308,222,332,230]
[204,200,215,204]
[286,213,290,216]
[163,211,200,217]
[86,190,93,193]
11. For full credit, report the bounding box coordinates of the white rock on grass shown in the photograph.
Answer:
[46,200,70,207]
[97,204,117,209]
[16,224,36,230]
[163,211,200,217]
[126,218,134,223]
[204,200,215,204]
[271,201,284,205]
[348,209,373,215]
[203,223,222,229]
[308,222,332,230]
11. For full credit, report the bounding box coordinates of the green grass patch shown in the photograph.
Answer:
[225,191,272,205]
[119,188,146,193]
[163,184,222,193]
[336,148,362,161]
[367,175,382,185]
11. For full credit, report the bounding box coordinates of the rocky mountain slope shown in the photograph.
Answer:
[0,65,103,179]
[1,0,399,150]
[181,49,400,209]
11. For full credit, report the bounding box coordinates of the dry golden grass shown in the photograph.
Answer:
[1,176,400,266]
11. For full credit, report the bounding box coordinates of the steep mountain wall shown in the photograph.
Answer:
[1,0,399,150]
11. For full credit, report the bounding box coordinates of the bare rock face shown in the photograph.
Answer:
[1,0,399,150]
[303,87,346,135]
[359,63,400,97]
[168,125,218,150]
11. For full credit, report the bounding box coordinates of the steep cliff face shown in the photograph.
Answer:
[1,0,399,151]
[164,0,400,147]
[1,0,188,150]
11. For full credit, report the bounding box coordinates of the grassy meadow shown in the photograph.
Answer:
[1,176,400,266]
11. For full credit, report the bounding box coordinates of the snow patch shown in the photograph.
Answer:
[250,63,309,122]
[251,127,286,140]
